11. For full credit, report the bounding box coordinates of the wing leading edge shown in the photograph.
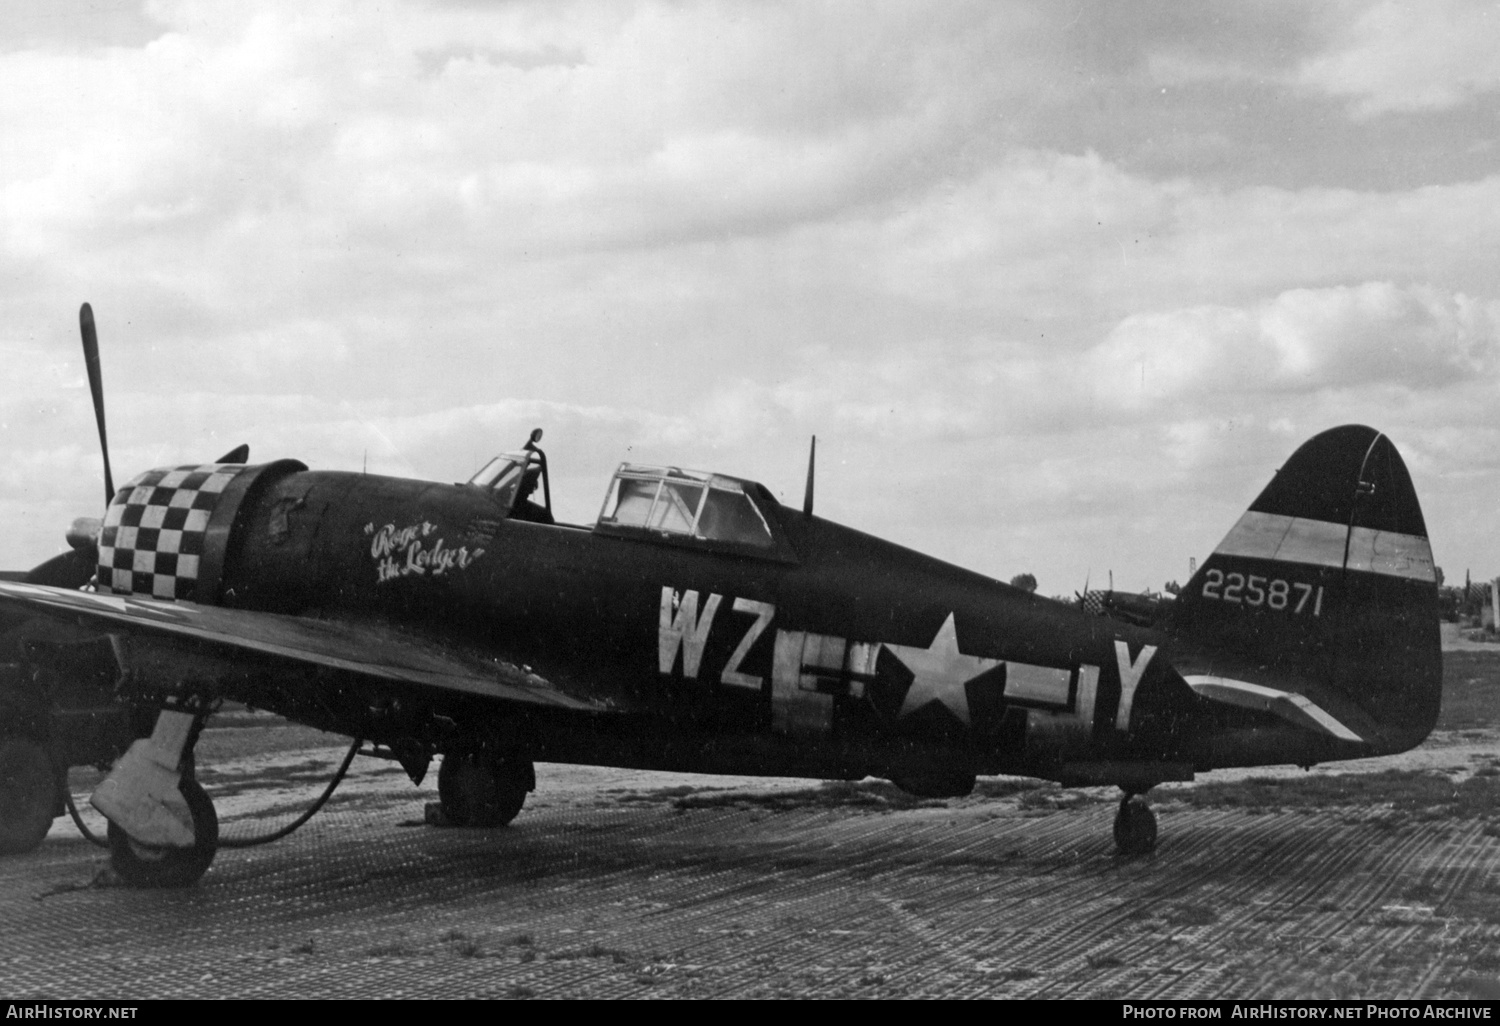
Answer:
[0,581,611,713]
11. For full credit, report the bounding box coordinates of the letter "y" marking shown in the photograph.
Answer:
[659,587,722,678]
[1114,640,1158,732]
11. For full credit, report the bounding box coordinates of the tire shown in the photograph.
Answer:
[1113,797,1158,856]
[108,776,219,888]
[438,754,531,828]
[0,737,57,855]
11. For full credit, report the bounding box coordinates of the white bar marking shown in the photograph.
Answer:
[1003,662,1071,706]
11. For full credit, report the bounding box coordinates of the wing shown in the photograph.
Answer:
[0,580,613,713]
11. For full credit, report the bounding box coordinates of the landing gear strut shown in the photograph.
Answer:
[438,753,533,827]
[94,708,220,887]
[1113,793,1157,856]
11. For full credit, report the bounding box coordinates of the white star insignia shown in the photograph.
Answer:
[883,613,1001,725]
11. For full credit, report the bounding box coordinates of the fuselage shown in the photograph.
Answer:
[182,463,1300,791]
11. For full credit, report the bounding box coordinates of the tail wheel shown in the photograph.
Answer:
[0,737,57,855]
[1113,796,1157,856]
[438,753,532,828]
[108,777,219,888]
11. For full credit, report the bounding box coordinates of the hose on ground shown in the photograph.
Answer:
[219,738,362,848]
[65,737,363,850]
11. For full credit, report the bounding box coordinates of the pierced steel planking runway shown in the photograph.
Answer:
[3,754,1499,1000]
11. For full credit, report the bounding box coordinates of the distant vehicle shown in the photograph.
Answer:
[0,305,1441,886]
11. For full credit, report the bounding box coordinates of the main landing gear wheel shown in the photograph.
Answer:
[0,736,57,855]
[108,777,219,888]
[438,754,532,828]
[1113,795,1158,856]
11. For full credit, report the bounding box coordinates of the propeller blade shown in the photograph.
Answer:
[215,444,250,464]
[79,303,115,506]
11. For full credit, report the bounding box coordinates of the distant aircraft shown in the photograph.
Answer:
[1076,587,1172,629]
[0,305,1441,886]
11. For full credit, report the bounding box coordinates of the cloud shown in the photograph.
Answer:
[1296,0,1500,117]
[1124,2,1500,120]
[1089,283,1500,410]
[2,2,1500,592]
[0,2,1041,276]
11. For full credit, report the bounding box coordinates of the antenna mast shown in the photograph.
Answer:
[802,436,816,516]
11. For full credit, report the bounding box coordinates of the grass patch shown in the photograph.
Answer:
[611,785,700,803]
[195,722,351,762]
[1017,785,1107,812]
[1162,903,1219,927]
[441,930,482,958]
[1436,651,1500,731]
[972,778,1050,800]
[669,779,947,813]
[195,758,347,796]
[366,941,420,958]
[547,942,632,964]
[1177,769,1500,823]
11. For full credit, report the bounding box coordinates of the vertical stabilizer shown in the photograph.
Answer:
[1168,426,1440,753]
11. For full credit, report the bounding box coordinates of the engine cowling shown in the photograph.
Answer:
[97,460,306,601]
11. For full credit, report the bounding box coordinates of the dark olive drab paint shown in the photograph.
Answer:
[1168,426,1441,764]
[4,424,1442,796]
[180,457,1251,785]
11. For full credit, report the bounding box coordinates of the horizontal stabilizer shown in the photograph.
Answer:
[1182,675,1362,743]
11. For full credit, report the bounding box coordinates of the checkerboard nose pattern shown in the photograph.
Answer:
[98,464,248,599]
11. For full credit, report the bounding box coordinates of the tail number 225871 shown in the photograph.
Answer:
[1201,570,1324,615]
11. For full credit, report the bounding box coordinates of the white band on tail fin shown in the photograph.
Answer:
[1212,511,1434,582]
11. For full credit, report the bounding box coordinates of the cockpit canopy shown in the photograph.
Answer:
[597,464,776,549]
[467,450,541,511]
[468,433,788,555]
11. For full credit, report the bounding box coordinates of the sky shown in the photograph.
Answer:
[2,0,1498,595]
